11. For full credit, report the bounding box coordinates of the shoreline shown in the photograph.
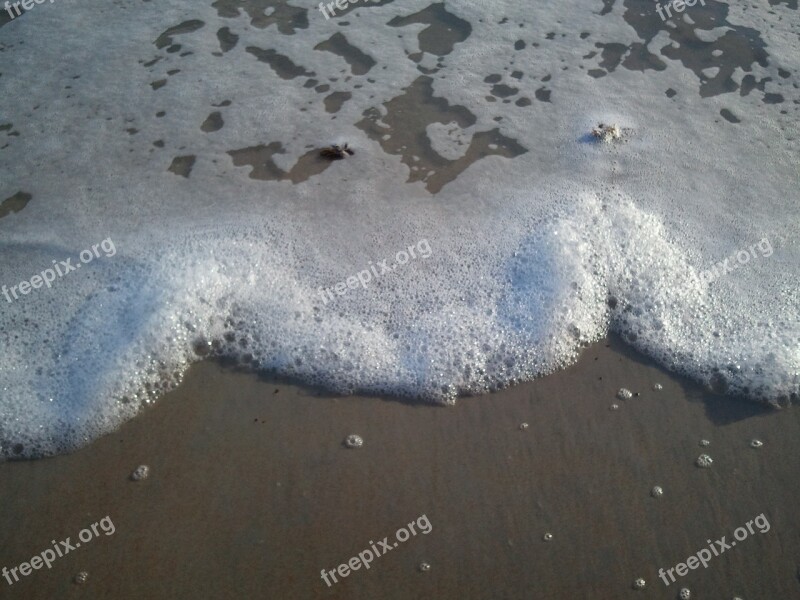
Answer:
[0,336,798,598]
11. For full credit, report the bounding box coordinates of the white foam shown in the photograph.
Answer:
[0,0,797,457]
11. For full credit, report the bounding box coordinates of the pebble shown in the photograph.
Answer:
[418,562,431,572]
[344,434,363,449]
[695,454,713,468]
[651,485,663,498]
[679,588,691,599]
[73,572,88,585]
[542,532,553,542]
[633,577,646,589]
[130,465,150,481]
[750,439,763,448]
[616,388,633,400]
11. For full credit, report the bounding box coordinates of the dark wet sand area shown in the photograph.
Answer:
[1,336,798,598]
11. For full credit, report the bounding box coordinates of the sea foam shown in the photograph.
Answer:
[0,0,797,457]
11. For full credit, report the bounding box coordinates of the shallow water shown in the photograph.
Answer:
[0,0,797,457]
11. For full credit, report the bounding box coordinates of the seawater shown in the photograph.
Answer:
[0,0,797,457]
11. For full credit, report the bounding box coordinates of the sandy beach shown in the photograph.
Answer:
[1,0,798,597]
[1,335,797,599]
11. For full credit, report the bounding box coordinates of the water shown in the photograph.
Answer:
[0,0,797,458]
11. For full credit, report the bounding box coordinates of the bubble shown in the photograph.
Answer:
[73,571,88,585]
[542,532,553,542]
[750,439,763,448]
[695,454,713,468]
[616,388,633,400]
[130,464,150,481]
[418,562,431,572]
[650,485,663,498]
[344,434,363,449]
[632,578,646,590]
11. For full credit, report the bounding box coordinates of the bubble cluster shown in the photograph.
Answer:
[616,388,633,400]
[695,454,713,468]
[130,465,150,481]
[651,486,663,498]
[73,572,88,585]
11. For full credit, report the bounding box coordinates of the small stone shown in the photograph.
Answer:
[651,485,663,498]
[699,439,711,447]
[653,383,663,391]
[616,388,633,400]
[130,465,150,481]
[679,588,691,600]
[73,571,88,585]
[519,422,529,430]
[695,454,713,468]
[418,562,431,572]
[750,439,763,448]
[633,577,646,589]
[542,532,553,542]
[344,434,363,449]
[610,403,619,411]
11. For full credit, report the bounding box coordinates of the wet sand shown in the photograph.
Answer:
[1,336,798,599]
